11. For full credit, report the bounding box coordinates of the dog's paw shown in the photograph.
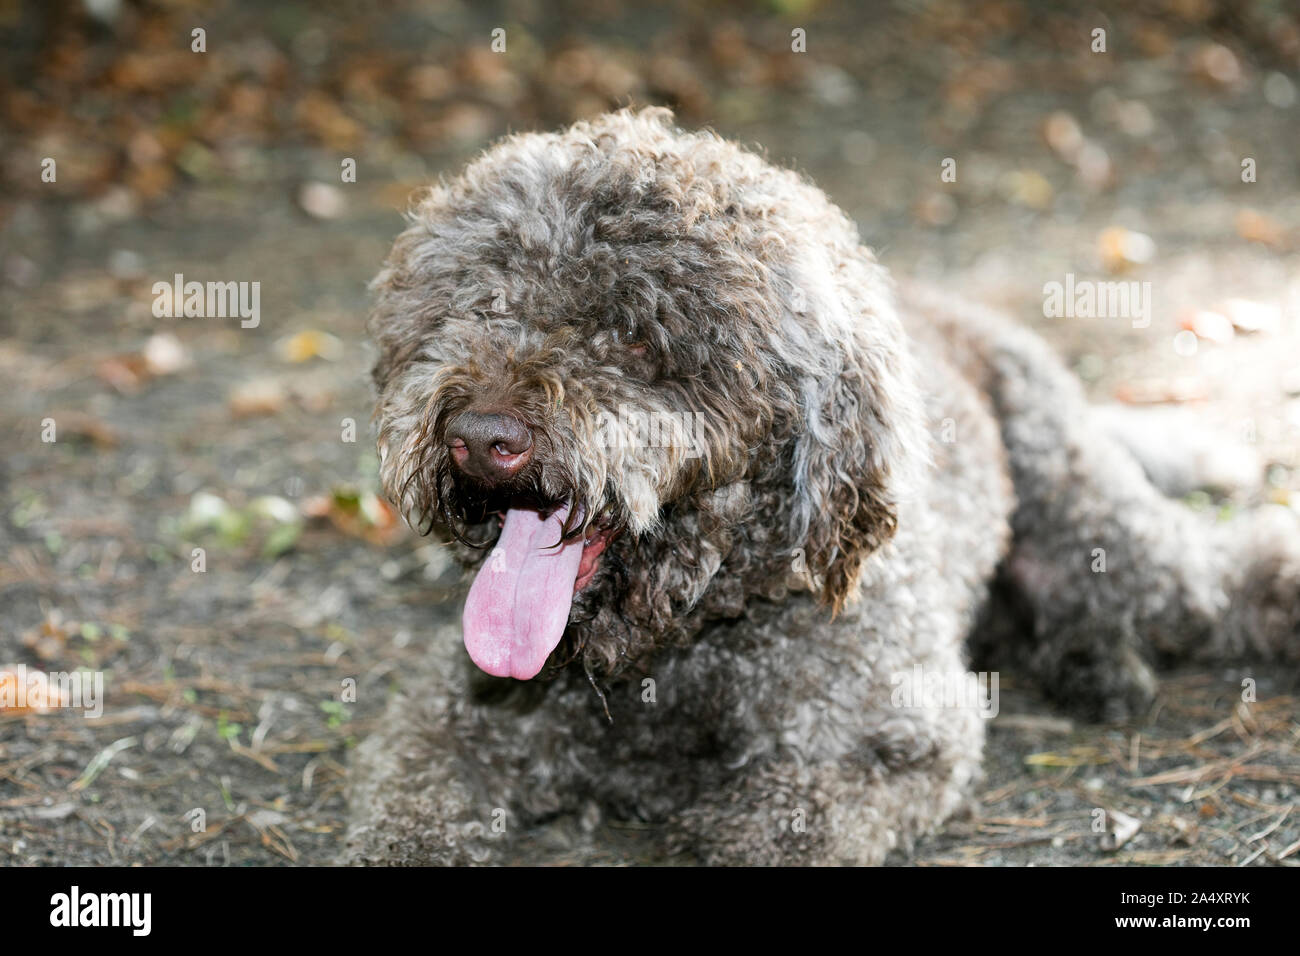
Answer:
[1041,643,1158,723]
[341,818,499,866]
[1220,506,1300,665]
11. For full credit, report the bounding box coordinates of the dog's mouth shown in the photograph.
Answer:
[462,504,614,680]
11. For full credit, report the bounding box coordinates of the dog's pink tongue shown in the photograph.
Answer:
[463,507,583,679]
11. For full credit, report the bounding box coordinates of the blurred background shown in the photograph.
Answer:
[1,0,1298,866]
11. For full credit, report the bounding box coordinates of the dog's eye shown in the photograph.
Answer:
[611,329,648,357]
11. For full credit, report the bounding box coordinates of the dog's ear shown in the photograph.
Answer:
[785,272,925,612]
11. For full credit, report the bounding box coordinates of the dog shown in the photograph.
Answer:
[344,107,1299,865]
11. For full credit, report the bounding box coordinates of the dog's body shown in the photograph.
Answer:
[345,109,1299,865]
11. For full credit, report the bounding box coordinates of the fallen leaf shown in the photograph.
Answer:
[295,91,362,149]
[1114,378,1209,405]
[913,192,957,227]
[1099,226,1156,273]
[1042,111,1083,161]
[48,411,120,447]
[1073,140,1113,190]
[1165,814,1199,846]
[1189,42,1242,88]
[303,488,403,546]
[279,329,343,363]
[21,610,72,662]
[298,181,346,220]
[143,333,191,375]
[229,379,287,418]
[1236,209,1287,248]
[999,170,1053,210]
[1179,309,1235,344]
[95,353,150,392]
[1100,809,1142,851]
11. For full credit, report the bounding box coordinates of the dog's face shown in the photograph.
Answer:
[368,109,923,682]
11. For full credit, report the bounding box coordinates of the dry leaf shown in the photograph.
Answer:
[913,192,957,227]
[96,353,150,392]
[298,181,346,220]
[1236,209,1286,248]
[21,610,72,662]
[1099,227,1156,273]
[999,170,1053,210]
[1042,111,1083,161]
[1100,809,1142,851]
[144,333,191,375]
[279,329,343,363]
[1114,378,1209,405]
[1179,309,1235,345]
[1073,141,1113,190]
[302,489,403,546]
[48,411,120,447]
[1189,42,1242,87]
[229,379,287,418]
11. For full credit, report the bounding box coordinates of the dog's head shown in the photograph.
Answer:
[368,108,925,682]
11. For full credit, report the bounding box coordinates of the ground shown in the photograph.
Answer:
[1,0,1298,865]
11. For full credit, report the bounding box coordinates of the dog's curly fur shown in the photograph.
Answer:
[345,108,1300,865]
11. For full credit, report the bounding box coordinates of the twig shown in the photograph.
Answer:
[69,737,137,792]
[1245,806,1292,843]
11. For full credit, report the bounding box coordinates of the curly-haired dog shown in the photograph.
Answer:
[345,108,1300,865]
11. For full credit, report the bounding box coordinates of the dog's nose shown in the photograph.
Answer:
[445,410,533,480]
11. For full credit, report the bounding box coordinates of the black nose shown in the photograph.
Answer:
[445,410,533,481]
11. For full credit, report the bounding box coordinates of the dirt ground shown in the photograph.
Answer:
[2,0,1298,866]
